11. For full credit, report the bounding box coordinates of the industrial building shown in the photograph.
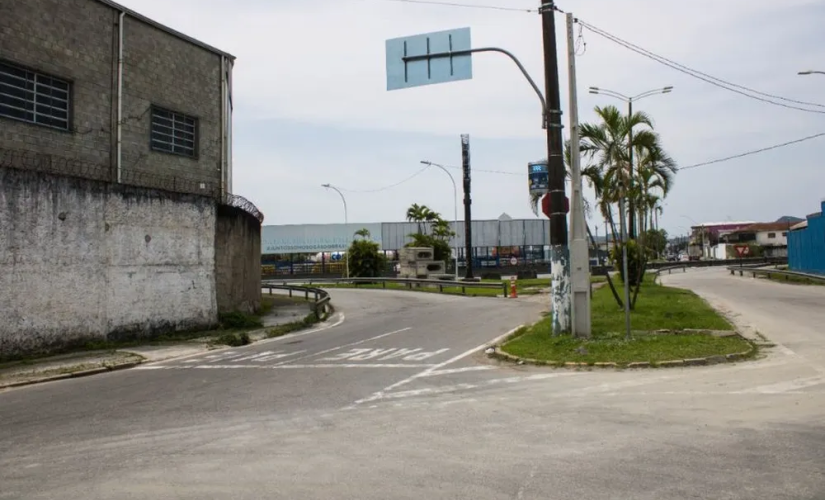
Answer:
[261,216,554,275]
[1,0,235,197]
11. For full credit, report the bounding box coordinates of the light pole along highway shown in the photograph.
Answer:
[419,160,460,280]
[322,183,350,279]
[588,85,673,340]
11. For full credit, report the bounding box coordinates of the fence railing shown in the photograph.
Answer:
[222,193,264,223]
[261,283,332,317]
[264,277,509,297]
[727,266,825,284]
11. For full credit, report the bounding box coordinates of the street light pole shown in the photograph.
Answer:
[420,160,459,280]
[322,183,349,278]
[588,86,673,239]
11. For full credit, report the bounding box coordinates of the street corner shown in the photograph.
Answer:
[0,350,146,390]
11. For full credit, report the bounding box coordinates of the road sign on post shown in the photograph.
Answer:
[528,160,549,196]
[735,245,750,257]
[386,28,473,91]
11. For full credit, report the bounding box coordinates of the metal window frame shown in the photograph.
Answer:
[149,104,199,159]
[0,58,73,132]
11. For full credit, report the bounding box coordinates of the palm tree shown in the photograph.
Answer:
[405,203,431,234]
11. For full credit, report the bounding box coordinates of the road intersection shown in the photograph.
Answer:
[1,269,823,499]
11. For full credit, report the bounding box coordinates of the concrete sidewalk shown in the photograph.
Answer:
[0,296,315,390]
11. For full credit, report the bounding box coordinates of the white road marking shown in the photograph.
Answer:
[369,324,526,398]
[191,363,436,369]
[422,366,495,377]
[320,347,449,363]
[274,327,412,366]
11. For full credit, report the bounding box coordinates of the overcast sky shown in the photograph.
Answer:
[121,0,825,237]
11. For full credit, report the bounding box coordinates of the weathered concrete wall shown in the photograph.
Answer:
[215,205,262,314]
[0,167,217,357]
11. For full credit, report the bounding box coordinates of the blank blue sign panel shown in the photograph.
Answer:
[385,27,473,91]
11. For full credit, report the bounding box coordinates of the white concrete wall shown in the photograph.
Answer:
[756,230,788,247]
[0,169,217,356]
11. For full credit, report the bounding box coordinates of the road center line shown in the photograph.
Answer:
[272,327,412,366]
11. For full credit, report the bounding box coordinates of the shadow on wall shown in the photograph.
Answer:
[215,204,262,314]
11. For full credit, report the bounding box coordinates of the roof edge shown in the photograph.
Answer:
[95,0,236,61]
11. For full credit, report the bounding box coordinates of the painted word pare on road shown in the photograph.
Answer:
[321,348,450,362]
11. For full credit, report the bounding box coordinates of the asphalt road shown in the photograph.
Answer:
[2,272,824,499]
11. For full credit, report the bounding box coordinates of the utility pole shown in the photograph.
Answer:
[540,1,571,335]
[627,99,636,240]
[565,11,590,337]
[461,134,474,280]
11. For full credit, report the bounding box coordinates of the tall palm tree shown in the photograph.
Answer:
[405,203,431,234]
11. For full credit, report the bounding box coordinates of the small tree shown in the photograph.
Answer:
[348,229,386,278]
[643,229,668,259]
[404,204,455,264]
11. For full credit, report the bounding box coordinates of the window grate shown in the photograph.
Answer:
[0,61,70,131]
[150,106,197,158]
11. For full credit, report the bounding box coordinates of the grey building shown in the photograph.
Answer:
[0,0,235,197]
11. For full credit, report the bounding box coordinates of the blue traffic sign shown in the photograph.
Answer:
[385,28,473,91]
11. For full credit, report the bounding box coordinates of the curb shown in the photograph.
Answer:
[488,333,757,370]
[0,359,144,390]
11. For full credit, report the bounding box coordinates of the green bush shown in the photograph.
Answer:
[610,239,647,286]
[348,232,387,278]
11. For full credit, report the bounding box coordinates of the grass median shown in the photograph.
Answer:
[501,281,753,366]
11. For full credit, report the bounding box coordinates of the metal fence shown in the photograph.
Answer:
[265,276,509,297]
[262,283,332,317]
[222,193,264,224]
[0,145,220,198]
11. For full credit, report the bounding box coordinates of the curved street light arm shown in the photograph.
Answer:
[403,47,548,128]
[419,160,460,279]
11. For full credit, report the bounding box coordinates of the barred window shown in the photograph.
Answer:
[150,106,198,158]
[0,61,71,131]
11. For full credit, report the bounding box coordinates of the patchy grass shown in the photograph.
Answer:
[501,282,750,366]
[267,312,324,338]
[214,331,251,347]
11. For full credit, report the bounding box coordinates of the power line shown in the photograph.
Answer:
[679,132,825,170]
[576,19,825,115]
[337,165,434,193]
[374,0,534,13]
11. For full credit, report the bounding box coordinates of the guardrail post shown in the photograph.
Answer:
[289,289,293,298]
[462,285,466,295]
[439,284,443,293]
[305,290,309,300]
[383,281,387,289]
[503,282,508,298]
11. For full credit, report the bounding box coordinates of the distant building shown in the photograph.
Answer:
[719,221,794,258]
[0,0,235,197]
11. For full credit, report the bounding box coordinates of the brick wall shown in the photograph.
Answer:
[0,0,226,195]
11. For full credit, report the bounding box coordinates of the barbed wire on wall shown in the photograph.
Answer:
[0,145,220,199]
[221,193,265,223]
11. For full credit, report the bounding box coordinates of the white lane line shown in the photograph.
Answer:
[256,312,346,345]
[272,327,412,366]
[422,366,495,377]
[350,324,526,406]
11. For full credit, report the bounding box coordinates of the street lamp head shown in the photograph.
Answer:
[588,89,599,94]
[321,183,331,188]
[662,86,674,93]
[420,160,432,165]
[589,86,599,91]
[799,70,813,75]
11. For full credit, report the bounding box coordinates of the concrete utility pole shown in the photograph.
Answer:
[565,12,591,338]
[540,0,571,335]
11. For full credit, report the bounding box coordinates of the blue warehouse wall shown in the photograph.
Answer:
[788,200,825,274]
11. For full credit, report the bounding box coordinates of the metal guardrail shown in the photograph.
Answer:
[264,277,509,297]
[262,284,332,317]
[726,266,825,284]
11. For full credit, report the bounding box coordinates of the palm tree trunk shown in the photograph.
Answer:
[586,222,623,308]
